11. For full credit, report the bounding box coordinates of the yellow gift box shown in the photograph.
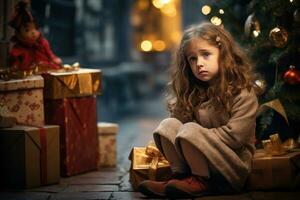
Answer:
[43,68,102,99]
[128,145,172,190]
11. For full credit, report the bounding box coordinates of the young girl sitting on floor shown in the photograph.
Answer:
[138,22,258,198]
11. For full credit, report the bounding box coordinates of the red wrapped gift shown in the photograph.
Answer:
[44,96,98,176]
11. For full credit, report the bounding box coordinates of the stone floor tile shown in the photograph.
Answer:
[249,191,300,200]
[50,192,112,200]
[195,193,252,200]
[61,177,120,185]
[110,191,148,200]
[27,183,68,193]
[119,172,134,192]
[0,192,50,200]
[63,185,119,193]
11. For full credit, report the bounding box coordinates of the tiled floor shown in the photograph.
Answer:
[1,97,300,199]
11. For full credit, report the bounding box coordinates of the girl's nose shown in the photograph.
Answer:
[196,56,203,67]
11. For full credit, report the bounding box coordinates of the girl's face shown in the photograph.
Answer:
[19,22,40,42]
[186,37,220,83]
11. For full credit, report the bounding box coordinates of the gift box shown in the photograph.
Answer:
[128,146,172,190]
[0,75,44,126]
[247,149,300,190]
[97,122,119,168]
[42,68,102,99]
[0,125,60,188]
[44,96,98,176]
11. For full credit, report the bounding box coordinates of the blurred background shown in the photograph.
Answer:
[1,0,300,141]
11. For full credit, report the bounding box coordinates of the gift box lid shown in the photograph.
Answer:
[43,68,102,99]
[0,75,44,92]
[97,122,119,135]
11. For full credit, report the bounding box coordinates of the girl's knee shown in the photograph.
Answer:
[160,117,183,128]
[177,122,201,136]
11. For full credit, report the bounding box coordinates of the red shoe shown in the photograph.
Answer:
[138,180,169,197]
[137,173,188,198]
[165,175,210,198]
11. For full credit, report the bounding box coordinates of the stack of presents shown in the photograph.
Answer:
[0,69,119,189]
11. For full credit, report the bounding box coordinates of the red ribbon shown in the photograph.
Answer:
[21,124,48,185]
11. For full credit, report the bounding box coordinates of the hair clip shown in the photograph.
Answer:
[216,36,221,46]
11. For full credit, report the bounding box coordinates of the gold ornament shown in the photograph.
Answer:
[269,27,288,48]
[244,13,261,38]
[253,79,266,96]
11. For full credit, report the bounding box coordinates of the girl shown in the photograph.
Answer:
[138,22,258,198]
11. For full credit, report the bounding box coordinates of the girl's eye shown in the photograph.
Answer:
[188,56,197,63]
[25,28,30,32]
[203,52,211,58]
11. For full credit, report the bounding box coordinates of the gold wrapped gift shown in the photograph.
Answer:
[128,145,172,190]
[247,149,300,190]
[43,68,102,99]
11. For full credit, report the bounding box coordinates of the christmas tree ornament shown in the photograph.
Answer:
[283,65,300,85]
[294,9,300,22]
[253,79,266,95]
[244,13,261,38]
[269,27,288,48]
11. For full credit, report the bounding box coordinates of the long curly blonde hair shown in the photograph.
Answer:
[167,22,255,122]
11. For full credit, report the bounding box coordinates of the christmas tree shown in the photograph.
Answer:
[201,0,300,142]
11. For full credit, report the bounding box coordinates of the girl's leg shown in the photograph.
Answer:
[178,139,210,178]
[153,118,189,174]
[160,136,190,174]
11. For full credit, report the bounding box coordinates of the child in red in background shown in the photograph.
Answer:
[8,1,62,72]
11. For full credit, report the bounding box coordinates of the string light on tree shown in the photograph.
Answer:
[219,9,224,14]
[210,16,222,26]
[201,5,211,15]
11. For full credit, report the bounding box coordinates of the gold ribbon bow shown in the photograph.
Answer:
[143,141,169,180]
[262,133,298,156]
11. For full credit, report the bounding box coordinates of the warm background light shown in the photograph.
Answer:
[219,9,224,14]
[153,40,166,51]
[141,40,153,52]
[161,4,177,17]
[137,0,150,10]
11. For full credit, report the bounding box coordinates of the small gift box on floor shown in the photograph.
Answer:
[97,122,119,168]
[247,149,300,190]
[128,143,172,190]
[0,75,45,126]
[0,125,60,188]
